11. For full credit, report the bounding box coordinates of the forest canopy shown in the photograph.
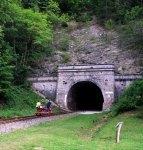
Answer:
[0,0,143,103]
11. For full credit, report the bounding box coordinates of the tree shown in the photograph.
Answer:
[0,27,15,94]
[1,2,53,84]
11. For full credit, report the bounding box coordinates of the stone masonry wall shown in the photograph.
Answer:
[115,75,142,100]
[56,65,115,110]
[28,67,142,110]
[28,77,57,100]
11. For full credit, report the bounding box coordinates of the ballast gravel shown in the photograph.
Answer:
[0,113,78,134]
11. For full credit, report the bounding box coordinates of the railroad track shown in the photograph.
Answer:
[0,112,77,134]
[0,111,69,124]
[0,116,39,124]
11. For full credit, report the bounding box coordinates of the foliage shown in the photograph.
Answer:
[0,1,53,85]
[22,0,69,27]
[0,47,14,92]
[117,6,143,50]
[46,0,69,27]
[0,108,36,118]
[0,27,15,94]
[0,84,64,118]
[104,19,115,30]
[22,0,143,27]
[125,6,143,21]
[113,80,143,115]
[90,0,143,23]
[58,38,69,51]
[118,19,143,50]
[0,0,68,94]
[21,0,39,10]
[0,0,143,109]
[55,0,92,15]
[0,85,41,118]
[62,53,70,63]
[4,85,40,109]
[75,12,93,22]
[1,0,142,85]
[85,0,143,52]
[0,0,69,86]
[54,0,143,49]
[55,0,143,52]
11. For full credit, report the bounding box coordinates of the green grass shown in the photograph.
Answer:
[0,108,36,118]
[0,103,64,118]
[0,111,143,150]
[0,85,64,118]
[0,86,41,118]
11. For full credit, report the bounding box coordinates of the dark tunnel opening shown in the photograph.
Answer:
[67,81,104,111]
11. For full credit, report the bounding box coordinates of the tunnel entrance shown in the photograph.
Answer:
[67,81,104,111]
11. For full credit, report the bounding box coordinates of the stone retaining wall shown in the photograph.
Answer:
[27,66,142,110]
[115,75,142,99]
[28,77,57,100]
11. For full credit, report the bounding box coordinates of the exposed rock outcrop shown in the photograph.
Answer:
[31,18,143,77]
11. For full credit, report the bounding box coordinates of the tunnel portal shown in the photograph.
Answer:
[67,81,104,111]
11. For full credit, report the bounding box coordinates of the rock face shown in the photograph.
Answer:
[31,18,142,77]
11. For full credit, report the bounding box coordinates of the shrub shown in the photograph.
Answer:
[4,85,41,109]
[75,13,92,22]
[62,53,70,63]
[113,80,143,115]
[118,19,143,50]
[104,19,115,30]
[61,21,68,27]
[59,39,69,51]
[125,6,143,21]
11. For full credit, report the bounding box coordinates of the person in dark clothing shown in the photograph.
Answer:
[47,100,52,111]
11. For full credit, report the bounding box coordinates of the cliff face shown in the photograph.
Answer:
[31,18,143,77]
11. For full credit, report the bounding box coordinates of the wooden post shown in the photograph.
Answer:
[115,122,123,144]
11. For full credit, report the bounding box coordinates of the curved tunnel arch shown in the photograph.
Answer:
[67,81,104,111]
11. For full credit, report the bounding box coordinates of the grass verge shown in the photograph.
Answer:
[0,86,41,118]
[0,111,143,150]
[0,86,67,118]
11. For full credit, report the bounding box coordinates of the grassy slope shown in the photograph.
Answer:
[0,86,41,118]
[0,111,143,150]
[0,86,66,118]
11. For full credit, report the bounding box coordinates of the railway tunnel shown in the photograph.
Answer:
[67,81,104,111]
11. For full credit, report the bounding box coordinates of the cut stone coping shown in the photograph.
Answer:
[0,113,78,134]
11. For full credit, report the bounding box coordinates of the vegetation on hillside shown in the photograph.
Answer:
[0,0,68,107]
[0,86,41,118]
[0,0,142,112]
[113,80,143,115]
[56,0,143,50]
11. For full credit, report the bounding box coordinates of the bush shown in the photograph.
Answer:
[4,85,41,109]
[62,53,70,63]
[113,80,143,115]
[118,19,143,50]
[125,6,143,21]
[61,21,68,27]
[75,13,92,22]
[104,19,115,30]
[59,39,69,51]
[0,85,41,118]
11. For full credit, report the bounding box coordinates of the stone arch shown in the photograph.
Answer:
[67,81,104,111]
